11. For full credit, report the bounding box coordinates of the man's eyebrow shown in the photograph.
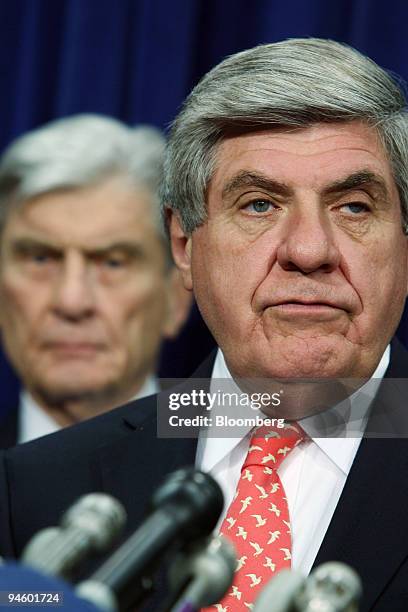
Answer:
[84,242,145,258]
[10,237,61,253]
[322,171,389,199]
[9,238,144,257]
[222,169,390,202]
[221,171,292,199]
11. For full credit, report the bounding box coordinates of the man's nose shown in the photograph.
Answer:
[52,254,95,320]
[276,205,341,274]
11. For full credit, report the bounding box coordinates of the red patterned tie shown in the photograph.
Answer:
[211,423,304,610]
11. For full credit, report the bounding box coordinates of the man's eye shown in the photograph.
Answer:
[101,253,130,269]
[32,254,49,263]
[104,257,125,268]
[341,202,369,214]
[29,251,55,264]
[244,200,275,214]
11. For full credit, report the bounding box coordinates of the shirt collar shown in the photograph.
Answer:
[304,345,389,473]
[19,391,60,444]
[135,375,158,400]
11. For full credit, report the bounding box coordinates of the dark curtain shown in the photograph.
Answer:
[1,0,408,415]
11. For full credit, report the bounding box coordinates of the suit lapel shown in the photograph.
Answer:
[96,354,217,534]
[313,438,408,610]
[313,339,408,610]
[96,392,200,539]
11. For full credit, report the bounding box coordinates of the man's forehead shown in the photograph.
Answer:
[216,121,383,150]
[211,122,394,184]
[2,184,161,247]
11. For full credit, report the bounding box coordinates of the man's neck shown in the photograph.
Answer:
[26,376,157,428]
[216,347,390,421]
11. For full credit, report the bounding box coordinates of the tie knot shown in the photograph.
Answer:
[243,422,305,471]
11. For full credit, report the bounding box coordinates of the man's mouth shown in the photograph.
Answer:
[44,342,104,355]
[277,299,341,306]
[270,300,346,318]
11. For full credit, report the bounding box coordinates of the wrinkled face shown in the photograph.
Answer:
[171,122,408,380]
[0,177,179,407]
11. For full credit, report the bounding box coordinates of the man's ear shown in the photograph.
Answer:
[161,267,193,339]
[405,235,408,296]
[167,209,193,291]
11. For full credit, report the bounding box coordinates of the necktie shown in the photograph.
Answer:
[212,423,304,610]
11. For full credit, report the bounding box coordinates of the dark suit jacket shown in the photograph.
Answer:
[0,408,18,449]
[1,343,408,611]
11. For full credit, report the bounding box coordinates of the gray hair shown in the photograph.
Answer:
[163,38,408,234]
[0,114,167,238]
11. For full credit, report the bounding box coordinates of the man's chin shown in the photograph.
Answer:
[39,384,109,402]
[259,334,358,378]
[232,351,357,380]
[262,361,353,379]
[33,374,118,404]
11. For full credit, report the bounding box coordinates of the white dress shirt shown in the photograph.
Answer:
[18,375,159,444]
[196,347,389,575]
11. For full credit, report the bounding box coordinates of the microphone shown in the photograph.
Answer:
[294,562,362,612]
[253,569,305,612]
[84,469,223,611]
[253,562,362,612]
[22,493,126,579]
[168,535,236,611]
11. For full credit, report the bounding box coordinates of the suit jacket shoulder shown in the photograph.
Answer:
[0,391,197,559]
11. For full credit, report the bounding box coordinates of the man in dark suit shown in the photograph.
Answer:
[0,115,190,446]
[1,38,408,611]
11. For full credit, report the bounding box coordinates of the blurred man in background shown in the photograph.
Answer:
[0,114,190,445]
